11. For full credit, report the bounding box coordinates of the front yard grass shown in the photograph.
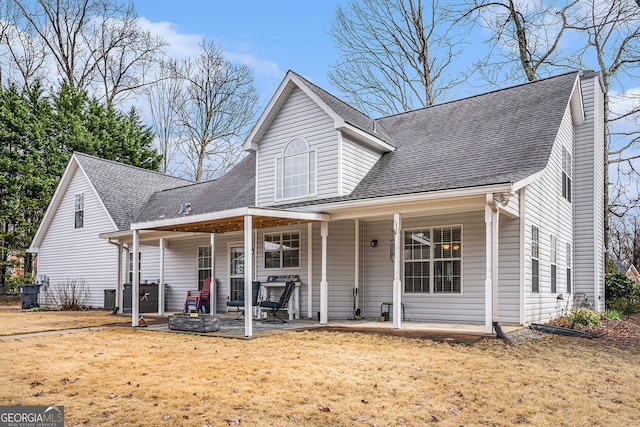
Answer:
[0,306,125,335]
[2,317,639,426]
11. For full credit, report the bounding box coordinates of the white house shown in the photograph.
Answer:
[29,70,605,337]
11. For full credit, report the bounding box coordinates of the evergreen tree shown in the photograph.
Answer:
[0,82,160,292]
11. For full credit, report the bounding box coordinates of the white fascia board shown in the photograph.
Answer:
[131,206,330,230]
[570,75,585,126]
[512,170,545,191]
[294,183,514,216]
[99,229,210,243]
[338,123,396,153]
[29,158,79,251]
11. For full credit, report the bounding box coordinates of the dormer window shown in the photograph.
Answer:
[276,138,316,200]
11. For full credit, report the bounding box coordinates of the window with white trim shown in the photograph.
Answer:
[276,138,316,200]
[531,225,540,293]
[74,193,84,228]
[264,231,300,269]
[562,146,572,203]
[128,251,141,283]
[197,246,212,290]
[550,235,557,293]
[404,226,462,294]
[566,242,572,293]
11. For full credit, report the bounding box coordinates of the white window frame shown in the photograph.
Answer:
[263,231,300,269]
[74,193,84,228]
[403,225,463,294]
[276,137,316,201]
[562,146,572,203]
[531,225,540,293]
[128,251,141,284]
[197,246,212,290]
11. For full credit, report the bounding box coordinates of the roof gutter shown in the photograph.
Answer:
[293,183,514,214]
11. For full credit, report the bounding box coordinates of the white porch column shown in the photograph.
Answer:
[392,213,402,329]
[492,204,500,324]
[210,233,216,315]
[320,221,328,325]
[484,194,494,334]
[114,243,122,314]
[307,223,313,319]
[244,215,253,337]
[132,230,140,327]
[354,219,360,316]
[158,238,165,315]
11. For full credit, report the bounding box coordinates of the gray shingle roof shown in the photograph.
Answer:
[282,71,580,207]
[74,153,192,230]
[96,71,582,227]
[291,71,395,145]
[135,154,256,223]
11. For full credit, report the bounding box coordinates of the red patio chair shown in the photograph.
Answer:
[184,277,212,313]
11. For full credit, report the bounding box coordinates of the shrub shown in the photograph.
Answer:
[566,307,602,326]
[605,272,639,300]
[606,297,640,316]
[601,309,622,320]
[49,278,89,310]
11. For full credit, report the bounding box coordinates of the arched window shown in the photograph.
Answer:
[276,138,316,199]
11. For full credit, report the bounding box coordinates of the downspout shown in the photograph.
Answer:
[489,197,510,341]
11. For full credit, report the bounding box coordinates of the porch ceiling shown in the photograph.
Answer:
[145,215,319,234]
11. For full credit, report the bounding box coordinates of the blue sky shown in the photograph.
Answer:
[135,0,342,108]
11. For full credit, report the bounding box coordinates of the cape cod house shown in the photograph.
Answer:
[29,70,605,337]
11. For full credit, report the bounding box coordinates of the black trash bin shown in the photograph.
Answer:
[19,284,42,309]
[104,289,116,310]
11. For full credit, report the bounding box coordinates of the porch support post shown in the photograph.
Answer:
[114,243,122,314]
[307,223,313,319]
[484,194,494,334]
[354,219,360,315]
[244,215,253,337]
[210,233,216,314]
[132,230,140,327]
[492,203,500,324]
[158,238,165,315]
[320,221,328,325]
[392,213,402,329]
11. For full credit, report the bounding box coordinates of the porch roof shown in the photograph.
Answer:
[101,206,329,238]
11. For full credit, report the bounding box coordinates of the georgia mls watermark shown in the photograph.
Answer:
[0,406,64,427]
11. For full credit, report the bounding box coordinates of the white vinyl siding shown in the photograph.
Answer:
[37,168,118,308]
[524,98,575,322]
[255,87,339,206]
[341,136,382,195]
[574,75,605,312]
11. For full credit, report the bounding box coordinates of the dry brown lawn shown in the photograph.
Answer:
[1,312,640,426]
[0,306,125,335]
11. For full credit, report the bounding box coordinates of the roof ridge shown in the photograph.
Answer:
[73,152,192,183]
[288,70,373,122]
[376,71,580,122]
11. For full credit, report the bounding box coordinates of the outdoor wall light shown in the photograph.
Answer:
[371,239,378,247]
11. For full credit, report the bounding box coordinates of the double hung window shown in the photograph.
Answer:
[404,226,462,294]
[264,231,300,269]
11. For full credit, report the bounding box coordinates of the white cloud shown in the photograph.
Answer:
[223,51,282,79]
[137,17,202,59]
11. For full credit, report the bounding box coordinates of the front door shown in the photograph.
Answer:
[229,245,244,301]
